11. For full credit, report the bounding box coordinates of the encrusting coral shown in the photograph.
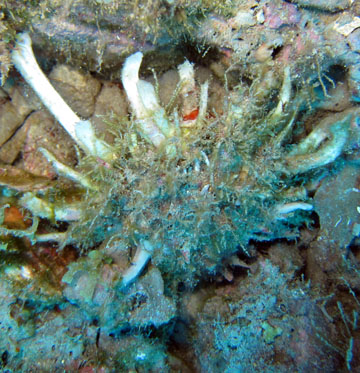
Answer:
[1,31,359,326]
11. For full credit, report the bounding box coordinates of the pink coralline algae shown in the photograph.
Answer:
[264,2,301,29]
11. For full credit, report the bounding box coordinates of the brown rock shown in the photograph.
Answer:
[0,83,43,151]
[0,101,25,147]
[9,85,42,118]
[157,69,180,107]
[267,242,304,275]
[19,111,77,179]
[91,82,128,144]
[0,120,30,164]
[49,64,101,118]
[0,165,51,192]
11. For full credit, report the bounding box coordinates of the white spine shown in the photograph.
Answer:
[12,33,114,162]
[121,240,154,287]
[121,51,167,147]
[12,33,80,141]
